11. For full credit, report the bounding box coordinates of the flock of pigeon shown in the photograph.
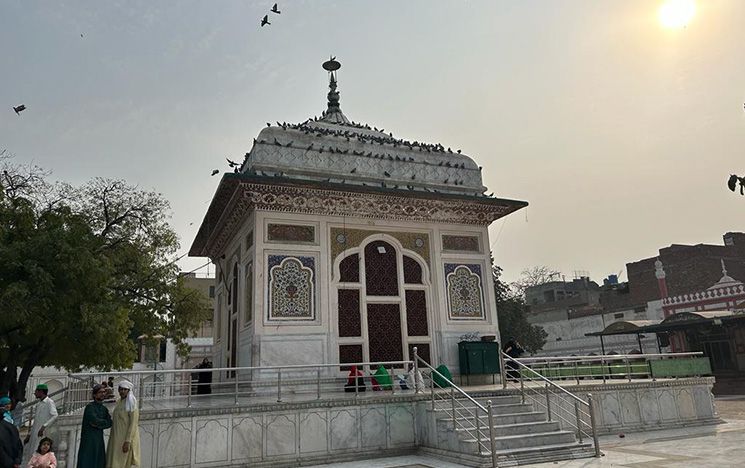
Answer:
[261,3,281,27]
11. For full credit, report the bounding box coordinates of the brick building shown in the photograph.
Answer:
[527,232,745,357]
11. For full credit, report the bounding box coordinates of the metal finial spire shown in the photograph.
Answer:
[320,56,349,123]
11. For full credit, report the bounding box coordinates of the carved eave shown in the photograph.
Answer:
[189,174,528,258]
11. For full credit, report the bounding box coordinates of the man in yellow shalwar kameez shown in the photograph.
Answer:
[106,380,140,468]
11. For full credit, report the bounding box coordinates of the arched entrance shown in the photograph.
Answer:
[333,236,432,367]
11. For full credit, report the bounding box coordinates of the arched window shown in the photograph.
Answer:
[403,256,422,284]
[364,241,398,296]
[339,254,359,282]
[336,237,432,367]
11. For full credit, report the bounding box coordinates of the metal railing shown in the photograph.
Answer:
[413,348,499,467]
[502,351,601,457]
[64,359,415,411]
[513,352,706,384]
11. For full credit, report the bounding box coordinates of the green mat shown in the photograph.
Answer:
[433,364,452,388]
[373,365,393,390]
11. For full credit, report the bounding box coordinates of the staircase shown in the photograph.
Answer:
[422,393,595,466]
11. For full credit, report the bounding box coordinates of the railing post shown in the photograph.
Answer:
[234,370,239,405]
[626,357,632,382]
[499,350,507,389]
[450,386,457,428]
[390,365,395,395]
[574,360,580,384]
[601,356,607,384]
[487,400,497,468]
[187,371,192,408]
[587,393,601,457]
[277,369,282,403]
[520,372,525,404]
[316,368,321,400]
[355,369,359,398]
[475,407,482,455]
[413,347,420,395]
[61,384,68,414]
[430,373,435,410]
[574,400,582,443]
[138,378,145,410]
[545,383,552,422]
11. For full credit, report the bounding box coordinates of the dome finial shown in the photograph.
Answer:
[320,56,349,123]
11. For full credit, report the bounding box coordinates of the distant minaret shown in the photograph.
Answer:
[655,259,668,298]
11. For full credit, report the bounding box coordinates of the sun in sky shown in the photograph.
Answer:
[659,0,696,28]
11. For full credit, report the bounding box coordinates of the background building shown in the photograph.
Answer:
[526,232,745,358]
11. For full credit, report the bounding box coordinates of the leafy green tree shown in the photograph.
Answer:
[493,264,547,354]
[0,157,209,398]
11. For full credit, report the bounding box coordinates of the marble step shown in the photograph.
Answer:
[433,401,534,415]
[419,443,595,468]
[440,410,546,425]
[461,429,577,451]
[454,420,561,437]
[431,394,522,407]
[491,441,596,466]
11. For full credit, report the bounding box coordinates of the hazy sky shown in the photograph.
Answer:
[1,0,743,284]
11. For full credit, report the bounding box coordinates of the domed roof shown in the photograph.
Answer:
[241,65,486,196]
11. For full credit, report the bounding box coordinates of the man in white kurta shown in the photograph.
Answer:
[106,380,140,468]
[23,384,58,461]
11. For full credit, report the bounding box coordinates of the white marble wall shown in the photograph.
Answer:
[545,378,718,435]
[55,400,417,468]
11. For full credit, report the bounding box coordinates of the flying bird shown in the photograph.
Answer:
[271,3,281,14]
[728,174,745,195]
[13,105,26,115]
[226,158,240,167]
[261,15,270,27]
[211,169,219,176]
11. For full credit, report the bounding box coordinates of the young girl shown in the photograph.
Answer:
[27,437,57,468]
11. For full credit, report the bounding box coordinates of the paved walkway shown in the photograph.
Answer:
[311,396,745,468]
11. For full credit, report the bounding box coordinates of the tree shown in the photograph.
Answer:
[493,264,547,354]
[510,265,561,298]
[0,156,210,398]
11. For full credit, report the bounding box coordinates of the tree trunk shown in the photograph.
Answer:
[17,362,35,400]
[0,354,20,397]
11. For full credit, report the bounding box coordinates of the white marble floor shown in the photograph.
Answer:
[310,419,745,467]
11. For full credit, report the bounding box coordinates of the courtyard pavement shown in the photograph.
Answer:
[310,395,745,468]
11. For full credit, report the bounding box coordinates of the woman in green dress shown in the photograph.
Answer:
[77,384,112,468]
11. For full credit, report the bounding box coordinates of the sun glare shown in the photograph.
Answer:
[659,0,696,28]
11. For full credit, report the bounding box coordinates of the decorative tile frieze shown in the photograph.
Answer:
[330,227,430,265]
[442,234,480,252]
[267,255,316,321]
[444,263,485,320]
[194,180,524,258]
[267,223,315,243]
